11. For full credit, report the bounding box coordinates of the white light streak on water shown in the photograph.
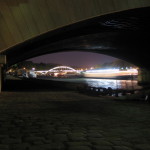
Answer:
[84,79,141,90]
[46,78,142,90]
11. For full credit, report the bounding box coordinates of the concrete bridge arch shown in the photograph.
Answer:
[1,6,150,69]
[0,0,150,53]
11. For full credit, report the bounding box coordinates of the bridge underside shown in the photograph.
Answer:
[2,7,150,70]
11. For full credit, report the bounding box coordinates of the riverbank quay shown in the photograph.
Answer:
[4,77,86,92]
[4,77,150,102]
[1,86,150,149]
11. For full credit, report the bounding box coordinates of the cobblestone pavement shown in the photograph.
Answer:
[0,91,150,150]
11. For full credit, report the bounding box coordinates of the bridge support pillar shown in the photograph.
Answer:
[0,55,6,92]
[138,68,150,85]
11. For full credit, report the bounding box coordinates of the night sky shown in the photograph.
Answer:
[28,51,117,68]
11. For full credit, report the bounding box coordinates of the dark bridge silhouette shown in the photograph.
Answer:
[2,7,150,70]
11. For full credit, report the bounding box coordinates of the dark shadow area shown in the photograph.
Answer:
[4,78,83,92]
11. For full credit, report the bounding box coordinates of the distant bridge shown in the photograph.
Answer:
[35,66,77,74]
[49,66,76,73]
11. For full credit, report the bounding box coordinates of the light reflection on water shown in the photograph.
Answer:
[84,79,141,90]
[49,78,142,90]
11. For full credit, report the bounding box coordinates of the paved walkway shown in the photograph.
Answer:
[0,91,150,150]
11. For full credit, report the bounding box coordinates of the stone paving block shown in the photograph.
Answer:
[53,134,68,141]
[32,132,46,137]
[0,144,9,150]
[44,134,54,140]
[87,127,103,130]
[68,133,87,141]
[102,132,121,138]
[68,145,92,150]
[27,129,40,134]
[20,129,31,135]
[69,133,86,137]
[67,141,92,147]
[111,140,132,147]
[42,130,54,135]
[87,133,103,138]
[1,138,22,144]
[41,124,56,130]
[134,144,150,150]
[88,130,104,134]
[11,143,30,150]
[93,145,113,150]
[71,127,87,131]
[0,128,8,133]
[9,133,22,139]
[127,138,148,144]
[29,145,45,150]
[1,124,12,129]
[72,127,87,130]
[0,135,9,139]
[113,146,133,150]
[43,139,52,144]
[50,142,65,150]
[107,137,123,141]
[32,140,44,145]
[12,119,24,126]
[53,122,63,126]
[24,136,45,143]
[57,126,70,130]
[121,133,140,139]
[90,139,113,146]
[56,129,70,134]
[71,130,87,134]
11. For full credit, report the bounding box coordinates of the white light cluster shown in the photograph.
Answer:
[84,68,138,74]
[85,69,120,73]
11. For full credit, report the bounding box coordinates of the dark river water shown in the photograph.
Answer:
[40,77,142,90]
